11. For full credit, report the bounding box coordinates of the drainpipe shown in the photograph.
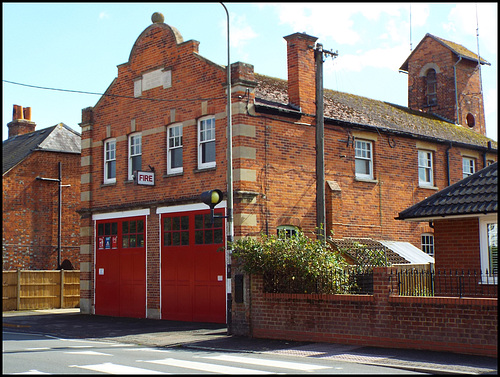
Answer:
[446,142,452,187]
[453,56,463,124]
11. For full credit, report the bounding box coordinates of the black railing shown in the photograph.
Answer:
[394,269,498,298]
[263,267,374,295]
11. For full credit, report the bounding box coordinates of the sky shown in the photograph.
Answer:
[2,3,498,142]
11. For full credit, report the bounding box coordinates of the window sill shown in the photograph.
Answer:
[164,172,183,178]
[101,182,116,188]
[355,177,378,184]
[194,166,217,174]
[418,185,439,190]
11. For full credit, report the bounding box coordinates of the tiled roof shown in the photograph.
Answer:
[254,73,497,151]
[396,162,498,221]
[400,33,490,71]
[330,238,434,265]
[2,123,81,175]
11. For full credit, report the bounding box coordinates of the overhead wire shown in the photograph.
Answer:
[2,79,227,103]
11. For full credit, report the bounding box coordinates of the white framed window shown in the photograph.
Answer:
[418,150,434,187]
[167,124,183,175]
[462,157,475,178]
[104,139,116,184]
[421,233,434,257]
[128,133,142,180]
[277,225,299,239]
[355,140,373,180]
[480,215,498,281]
[198,116,216,169]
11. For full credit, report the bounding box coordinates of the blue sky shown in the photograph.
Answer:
[2,3,497,141]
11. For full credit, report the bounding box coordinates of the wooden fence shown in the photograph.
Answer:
[2,270,80,311]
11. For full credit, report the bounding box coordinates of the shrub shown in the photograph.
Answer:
[231,230,352,294]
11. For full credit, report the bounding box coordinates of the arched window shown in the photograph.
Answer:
[466,113,475,128]
[426,69,437,106]
[277,225,299,239]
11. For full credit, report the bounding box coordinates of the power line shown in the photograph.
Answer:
[2,79,227,102]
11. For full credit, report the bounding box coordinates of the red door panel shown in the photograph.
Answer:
[161,209,225,323]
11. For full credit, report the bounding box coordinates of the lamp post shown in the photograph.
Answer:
[220,2,234,334]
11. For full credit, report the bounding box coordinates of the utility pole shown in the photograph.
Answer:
[36,162,71,269]
[313,43,338,243]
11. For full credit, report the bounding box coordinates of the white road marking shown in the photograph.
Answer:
[65,350,113,356]
[204,354,330,371]
[144,358,271,374]
[69,362,165,374]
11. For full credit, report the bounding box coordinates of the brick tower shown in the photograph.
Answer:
[400,33,490,136]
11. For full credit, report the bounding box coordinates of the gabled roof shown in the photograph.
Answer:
[396,162,498,221]
[2,123,81,175]
[400,33,490,72]
[254,73,497,151]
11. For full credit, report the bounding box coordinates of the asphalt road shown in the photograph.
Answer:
[3,330,426,374]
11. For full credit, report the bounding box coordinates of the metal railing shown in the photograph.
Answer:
[394,269,498,298]
[263,267,374,295]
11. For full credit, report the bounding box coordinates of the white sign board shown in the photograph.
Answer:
[135,171,155,186]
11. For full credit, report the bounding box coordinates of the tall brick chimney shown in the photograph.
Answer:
[7,105,36,139]
[284,32,318,115]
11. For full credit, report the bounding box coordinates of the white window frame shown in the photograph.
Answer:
[479,215,498,284]
[462,157,475,178]
[277,225,299,239]
[421,233,434,257]
[418,150,434,187]
[197,116,216,170]
[128,133,142,181]
[355,139,373,180]
[104,139,116,184]
[167,124,183,175]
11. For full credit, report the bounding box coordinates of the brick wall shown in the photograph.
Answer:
[3,151,81,270]
[231,268,497,357]
[406,34,486,135]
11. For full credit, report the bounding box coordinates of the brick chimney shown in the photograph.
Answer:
[284,32,318,115]
[7,105,36,139]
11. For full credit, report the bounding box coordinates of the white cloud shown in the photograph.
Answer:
[230,14,258,49]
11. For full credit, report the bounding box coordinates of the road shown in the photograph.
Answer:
[3,330,426,374]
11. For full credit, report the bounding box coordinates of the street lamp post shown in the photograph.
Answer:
[220,1,234,334]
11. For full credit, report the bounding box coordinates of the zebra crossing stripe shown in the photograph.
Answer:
[69,362,165,374]
[204,354,330,371]
[144,358,270,374]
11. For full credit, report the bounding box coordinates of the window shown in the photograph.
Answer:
[122,219,145,248]
[195,213,223,245]
[277,225,299,239]
[128,133,142,180]
[480,215,498,278]
[167,124,183,174]
[104,139,116,184]
[421,233,434,257]
[355,140,373,180]
[418,150,433,187]
[198,116,216,169]
[163,215,189,246]
[426,69,437,106]
[462,157,475,178]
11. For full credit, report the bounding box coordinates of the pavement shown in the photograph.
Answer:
[3,308,497,375]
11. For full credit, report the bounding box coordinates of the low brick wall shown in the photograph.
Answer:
[231,267,497,357]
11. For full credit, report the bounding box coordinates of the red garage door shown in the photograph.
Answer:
[161,209,226,323]
[95,216,146,318]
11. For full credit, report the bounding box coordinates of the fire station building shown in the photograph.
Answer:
[78,14,496,323]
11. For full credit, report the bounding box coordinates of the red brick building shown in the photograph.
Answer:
[78,15,497,322]
[3,105,81,270]
[397,162,497,276]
